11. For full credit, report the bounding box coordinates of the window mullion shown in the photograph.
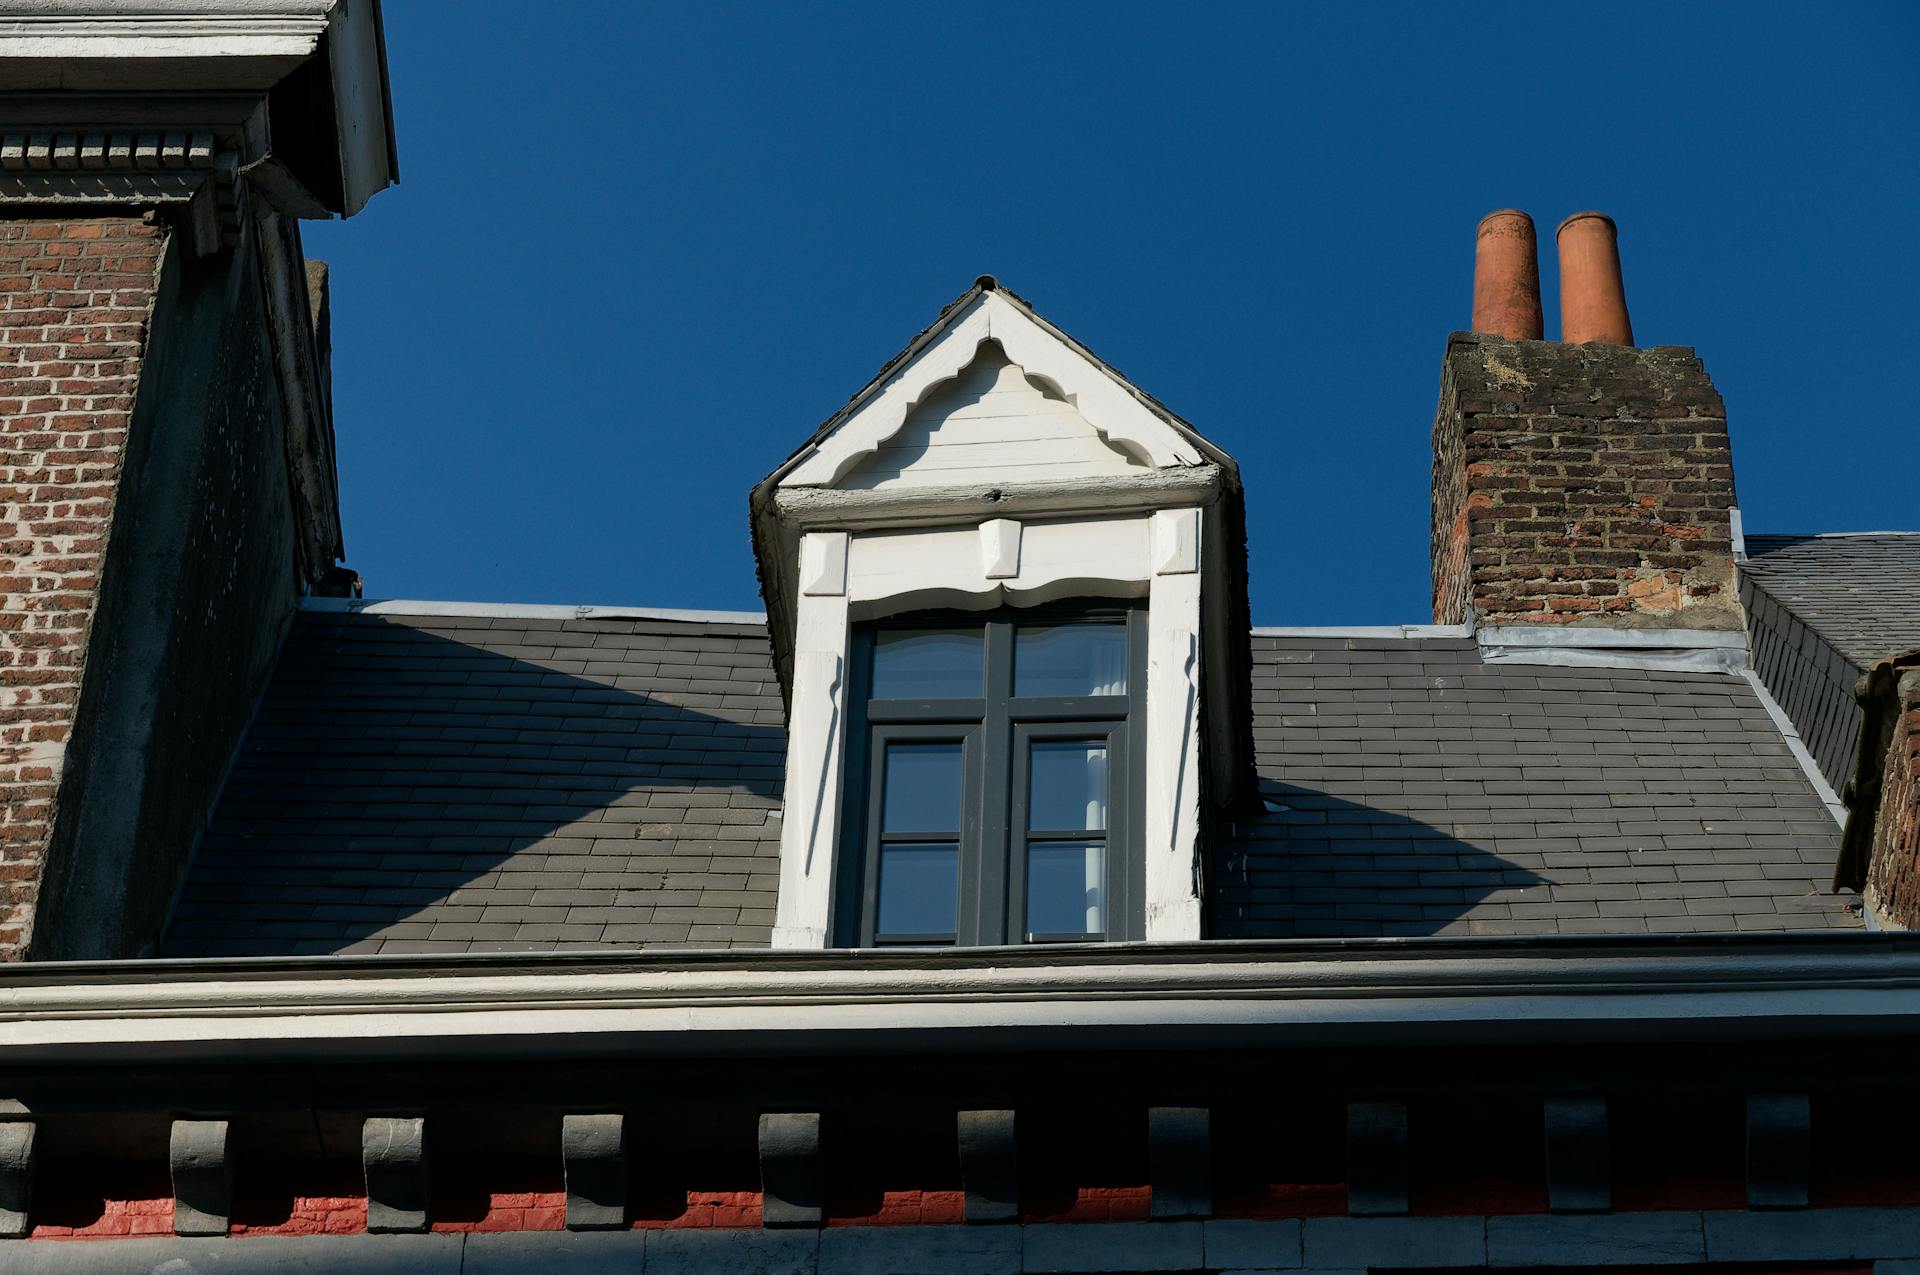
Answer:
[970,620,1014,946]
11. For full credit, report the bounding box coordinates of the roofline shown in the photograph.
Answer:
[1747,530,1920,539]
[2,933,1914,1064]
[298,596,766,625]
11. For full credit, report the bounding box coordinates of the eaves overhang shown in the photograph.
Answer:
[0,0,398,217]
[4,934,1918,1066]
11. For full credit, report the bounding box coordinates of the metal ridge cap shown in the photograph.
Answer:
[1748,530,1920,540]
[298,596,767,624]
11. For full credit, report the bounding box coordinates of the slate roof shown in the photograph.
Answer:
[1210,632,1859,938]
[160,606,784,957]
[1739,532,1920,789]
[1741,533,1920,668]
[164,608,1861,956]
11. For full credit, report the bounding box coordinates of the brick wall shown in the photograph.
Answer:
[1864,670,1920,927]
[0,217,167,957]
[1431,333,1740,630]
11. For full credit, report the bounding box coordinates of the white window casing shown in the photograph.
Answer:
[771,513,1205,948]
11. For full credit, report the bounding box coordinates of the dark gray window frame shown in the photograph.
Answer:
[833,604,1148,948]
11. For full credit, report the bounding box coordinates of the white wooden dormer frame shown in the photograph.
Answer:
[753,279,1251,951]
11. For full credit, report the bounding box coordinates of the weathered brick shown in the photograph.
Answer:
[1864,668,1920,927]
[0,214,165,958]
[1432,333,1741,632]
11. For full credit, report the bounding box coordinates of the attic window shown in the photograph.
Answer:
[835,607,1145,947]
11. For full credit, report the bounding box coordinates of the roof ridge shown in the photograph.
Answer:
[298,597,767,624]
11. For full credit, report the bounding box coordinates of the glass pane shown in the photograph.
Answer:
[1027,841,1105,937]
[1029,741,1108,832]
[882,742,962,834]
[878,842,958,938]
[872,629,982,699]
[1014,623,1127,697]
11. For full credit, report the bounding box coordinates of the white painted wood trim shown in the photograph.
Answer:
[845,517,1151,617]
[1144,570,1203,940]
[799,530,849,597]
[979,518,1021,579]
[1151,508,1200,576]
[771,511,1207,948]
[770,590,850,949]
[771,468,1220,533]
[782,293,1201,489]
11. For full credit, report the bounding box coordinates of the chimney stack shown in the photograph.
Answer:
[1556,212,1634,345]
[1471,210,1543,340]
[1431,212,1738,632]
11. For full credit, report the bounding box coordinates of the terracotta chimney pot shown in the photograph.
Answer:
[1472,210,1543,340]
[1556,212,1634,346]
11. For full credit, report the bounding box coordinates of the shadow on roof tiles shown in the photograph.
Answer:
[160,613,785,957]
[1210,783,1551,939]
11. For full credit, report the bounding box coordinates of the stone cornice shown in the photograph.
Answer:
[0,2,334,77]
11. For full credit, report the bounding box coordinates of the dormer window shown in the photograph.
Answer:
[751,277,1255,950]
[838,609,1145,947]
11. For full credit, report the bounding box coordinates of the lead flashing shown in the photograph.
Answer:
[1479,624,1749,673]
[1252,623,1473,639]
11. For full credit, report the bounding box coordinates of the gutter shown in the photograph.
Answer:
[2,934,1917,1064]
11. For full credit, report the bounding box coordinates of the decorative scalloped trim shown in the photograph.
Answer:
[783,292,1202,489]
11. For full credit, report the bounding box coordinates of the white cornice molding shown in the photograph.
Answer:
[0,11,327,72]
[0,2,335,48]
[0,936,1915,1063]
[772,468,1221,533]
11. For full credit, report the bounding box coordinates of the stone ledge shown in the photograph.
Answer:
[0,1209,1915,1273]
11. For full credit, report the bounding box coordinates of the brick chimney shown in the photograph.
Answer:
[0,4,396,958]
[1431,213,1739,631]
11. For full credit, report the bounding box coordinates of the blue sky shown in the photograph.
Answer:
[306,2,1918,624]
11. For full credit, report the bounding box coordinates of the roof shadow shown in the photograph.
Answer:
[161,612,786,957]
[1210,782,1551,939]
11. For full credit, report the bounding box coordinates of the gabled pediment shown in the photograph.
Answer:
[776,281,1215,494]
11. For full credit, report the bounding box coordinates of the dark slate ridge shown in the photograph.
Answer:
[1211,633,1859,939]
[160,609,784,957]
[1742,533,1920,669]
